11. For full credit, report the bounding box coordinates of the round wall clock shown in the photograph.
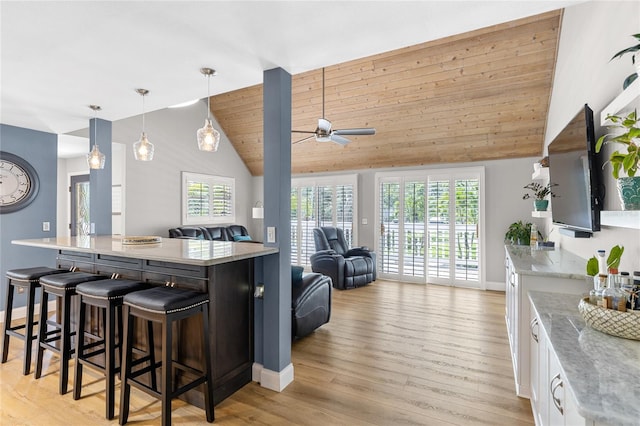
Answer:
[0,151,40,214]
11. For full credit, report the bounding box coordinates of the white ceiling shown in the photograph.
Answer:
[1,1,582,139]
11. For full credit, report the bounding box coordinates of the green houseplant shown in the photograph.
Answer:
[596,110,640,210]
[611,33,640,89]
[522,182,557,211]
[505,220,532,245]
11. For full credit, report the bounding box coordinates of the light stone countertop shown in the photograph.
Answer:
[506,245,588,279]
[529,291,640,426]
[12,236,279,266]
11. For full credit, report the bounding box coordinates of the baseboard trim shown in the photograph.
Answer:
[0,300,56,324]
[252,362,294,392]
[485,280,505,292]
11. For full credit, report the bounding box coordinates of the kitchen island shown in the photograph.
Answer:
[12,236,278,407]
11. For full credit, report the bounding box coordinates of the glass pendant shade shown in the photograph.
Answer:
[197,118,221,152]
[87,144,106,169]
[133,132,154,161]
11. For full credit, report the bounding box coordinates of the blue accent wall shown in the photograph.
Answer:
[0,124,58,310]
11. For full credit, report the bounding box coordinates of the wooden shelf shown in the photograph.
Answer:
[531,167,549,181]
[531,210,551,218]
[601,78,639,125]
[600,210,640,229]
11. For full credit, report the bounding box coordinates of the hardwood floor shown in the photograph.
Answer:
[0,280,533,425]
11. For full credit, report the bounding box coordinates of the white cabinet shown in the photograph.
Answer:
[530,301,594,426]
[505,247,591,398]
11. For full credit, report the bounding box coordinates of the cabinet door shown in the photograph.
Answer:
[548,349,565,426]
[529,311,540,418]
[538,324,549,426]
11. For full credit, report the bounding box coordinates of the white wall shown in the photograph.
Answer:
[110,100,254,236]
[543,1,640,272]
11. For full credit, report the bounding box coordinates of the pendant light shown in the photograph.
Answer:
[133,88,154,161]
[87,105,106,169]
[196,67,221,152]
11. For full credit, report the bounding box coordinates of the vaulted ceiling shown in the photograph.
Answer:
[211,10,562,176]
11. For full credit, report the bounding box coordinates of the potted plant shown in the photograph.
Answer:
[522,182,557,211]
[505,220,532,245]
[596,110,640,210]
[610,33,640,89]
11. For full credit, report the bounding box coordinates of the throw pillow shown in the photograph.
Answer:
[233,235,252,242]
[291,265,304,285]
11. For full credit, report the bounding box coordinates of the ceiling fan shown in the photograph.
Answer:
[292,68,376,145]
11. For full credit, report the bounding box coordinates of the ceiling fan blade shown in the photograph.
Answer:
[318,118,332,133]
[291,130,317,134]
[332,128,376,136]
[292,135,315,145]
[329,134,351,145]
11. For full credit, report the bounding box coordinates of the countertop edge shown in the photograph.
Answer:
[528,290,640,426]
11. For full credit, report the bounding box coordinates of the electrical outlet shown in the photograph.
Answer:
[267,227,276,243]
[42,221,50,232]
[90,223,96,234]
[362,218,368,225]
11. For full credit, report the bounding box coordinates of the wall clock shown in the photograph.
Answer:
[0,151,40,214]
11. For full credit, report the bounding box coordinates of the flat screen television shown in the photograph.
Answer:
[547,104,603,234]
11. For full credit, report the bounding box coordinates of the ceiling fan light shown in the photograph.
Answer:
[133,132,154,161]
[197,118,221,152]
[87,144,106,169]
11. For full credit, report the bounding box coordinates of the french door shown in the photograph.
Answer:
[376,168,484,288]
[70,174,90,237]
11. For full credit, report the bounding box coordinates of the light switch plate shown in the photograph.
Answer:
[42,221,50,232]
[267,226,276,243]
[362,218,368,225]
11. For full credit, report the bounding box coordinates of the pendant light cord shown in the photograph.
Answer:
[207,74,211,120]
[141,93,146,133]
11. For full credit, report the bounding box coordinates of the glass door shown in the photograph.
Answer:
[70,174,90,237]
[376,168,483,288]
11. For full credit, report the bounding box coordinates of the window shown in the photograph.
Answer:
[291,174,357,266]
[182,172,235,225]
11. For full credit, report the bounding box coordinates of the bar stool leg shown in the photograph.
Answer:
[59,290,73,395]
[73,296,87,400]
[161,317,172,426]
[201,304,214,422]
[34,287,48,379]
[1,278,15,364]
[105,304,116,420]
[119,305,133,426]
[148,320,157,391]
[23,282,39,376]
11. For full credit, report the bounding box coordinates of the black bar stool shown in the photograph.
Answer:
[1,266,67,375]
[34,271,108,395]
[119,286,214,426]
[73,278,150,420]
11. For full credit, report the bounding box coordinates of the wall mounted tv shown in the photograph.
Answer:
[547,104,603,235]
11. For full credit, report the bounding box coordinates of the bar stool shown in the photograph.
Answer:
[1,266,67,375]
[119,286,214,426]
[34,271,108,395]
[73,278,150,420]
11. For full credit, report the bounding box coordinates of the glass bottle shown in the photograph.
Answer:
[602,274,626,311]
[530,223,538,249]
[620,272,633,310]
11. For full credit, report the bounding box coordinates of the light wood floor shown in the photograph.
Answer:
[0,280,533,425]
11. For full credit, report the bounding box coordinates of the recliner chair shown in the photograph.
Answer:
[310,227,376,290]
[168,227,206,239]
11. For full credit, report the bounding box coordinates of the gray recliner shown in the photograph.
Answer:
[310,227,376,290]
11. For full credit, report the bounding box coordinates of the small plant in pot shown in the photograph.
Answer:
[596,110,640,210]
[505,220,533,245]
[522,182,557,211]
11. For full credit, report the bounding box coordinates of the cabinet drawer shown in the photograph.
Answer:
[57,251,95,273]
[95,264,142,280]
[142,271,207,292]
[144,259,207,279]
[95,254,143,269]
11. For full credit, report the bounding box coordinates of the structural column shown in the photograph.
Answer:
[89,118,112,236]
[259,67,292,391]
